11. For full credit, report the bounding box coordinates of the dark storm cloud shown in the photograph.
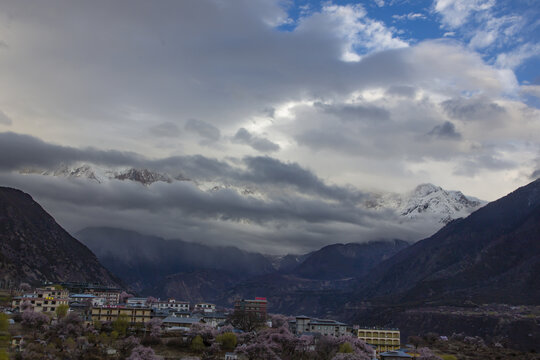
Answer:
[241,156,365,202]
[428,121,462,140]
[454,154,517,176]
[315,102,391,122]
[149,122,181,138]
[185,119,221,144]
[295,128,361,153]
[0,132,144,170]
[0,132,360,203]
[232,128,280,153]
[441,96,506,121]
[385,85,417,98]
[0,110,12,125]
[0,170,425,254]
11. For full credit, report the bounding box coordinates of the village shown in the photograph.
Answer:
[0,282,439,360]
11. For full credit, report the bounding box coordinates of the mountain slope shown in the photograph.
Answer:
[355,178,540,305]
[220,239,410,314]
[76,227,276,297]
[291,240,409,280]
[0,187,120,287]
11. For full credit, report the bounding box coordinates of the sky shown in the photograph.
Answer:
[0,0,539,253]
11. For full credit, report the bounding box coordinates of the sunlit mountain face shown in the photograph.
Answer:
[0,0,539,253]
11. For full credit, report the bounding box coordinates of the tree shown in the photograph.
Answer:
[408,335,423,349]
[20,300,33,312]
[217,332,238,351]
[113,314,129,337]
[21,310,50,336]
[19,283,32,292]
[417,347,443,360]
[229,309,266,332]
[55,304,69,319]
[146,318,162,338]
[191,335,205,352]
[338,342,354,353]
[127,345,159,360]
[119,291,134,303]
[145,297,158,307]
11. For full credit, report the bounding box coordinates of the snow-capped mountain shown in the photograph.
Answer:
[366,183,485,224]
[114,168,173,185]
[19,163,485,224]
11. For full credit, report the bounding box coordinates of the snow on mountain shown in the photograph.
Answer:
[366,183,486,224]
[19,164,485,224]
[113,168,173,185]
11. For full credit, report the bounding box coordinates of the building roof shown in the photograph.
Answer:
[70,294,95,298]
[380,350,412,358]
[162,316,203,325]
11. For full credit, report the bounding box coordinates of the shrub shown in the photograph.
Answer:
[217,332,238,351]
[191,335,205,352]
[338,342,354,353]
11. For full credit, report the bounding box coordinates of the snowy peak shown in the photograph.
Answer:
[368,183,485,224]
[114,168,172,185]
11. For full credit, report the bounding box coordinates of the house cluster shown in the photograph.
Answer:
[290,315,403,357]
[9,283,261,332]
[9,283,408,358]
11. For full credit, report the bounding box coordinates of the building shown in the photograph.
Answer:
[86,290,120,305]
[234,298,267,319]
[162,315,205,330]
[194,302,216,313]
[203,312,228,328]
[155,298,190,311]
[91,306,151,324]
[379,350,412,359]
[11,286,69,314]
[357,327,400,353]
[290,316,348,337]
[126,297,148,307]
[69,293,107,307]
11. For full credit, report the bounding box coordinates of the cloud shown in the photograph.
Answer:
[232,128,280,153]
[315,102,391,122]
[392,13,426,21]
[428,121,462,140]
[496,42,540,69]
[434,0,495,29]
[185,119,221,144]
[441,96,506,121]
[0,132,143,171]
[0,110,12,125]
[454,153,516,176]
[385,85,417,98]
[149,122,181,138]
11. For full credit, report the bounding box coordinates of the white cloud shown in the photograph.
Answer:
[434,0,495,29]
[496,42,540,69]
[297,3,408,61]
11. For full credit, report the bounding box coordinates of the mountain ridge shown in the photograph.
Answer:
[0,187,121,287]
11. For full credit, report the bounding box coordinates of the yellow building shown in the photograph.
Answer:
[91,306,151,324]
[11,286,69,314]
[357,327,400,352]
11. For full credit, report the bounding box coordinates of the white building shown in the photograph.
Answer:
[194,302,216,313]
[155,298,190,311]
[290,315,348,337]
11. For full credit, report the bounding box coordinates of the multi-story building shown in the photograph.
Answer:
[234,298,267,319]
[357,327,400,353]
[126,297,148,307]
[11,286,69,314]
[155,298,190,311]
[290,316,348,337]
[194,302,216,313]
[91,306,152,324]
[86,290,120,305]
